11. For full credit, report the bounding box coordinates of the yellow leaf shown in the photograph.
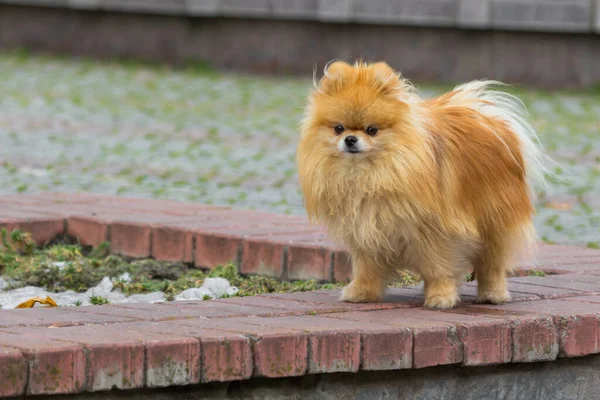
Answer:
[544,201,572,210]
[16,296,58,308]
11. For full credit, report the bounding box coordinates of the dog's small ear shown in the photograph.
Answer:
[370,62,398,84]
[316,60,352,93]
[325,61,352,79]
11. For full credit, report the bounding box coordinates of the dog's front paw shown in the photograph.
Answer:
[424,294,460,309]
[474,290,511,305]
[340,282,383,303]
[423,279,460,309]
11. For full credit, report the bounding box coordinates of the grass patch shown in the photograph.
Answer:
[0,229,358,302]
[526,269,547,277]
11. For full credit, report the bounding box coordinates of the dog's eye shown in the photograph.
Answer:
[334,125,345,134]
[366,126,378,136]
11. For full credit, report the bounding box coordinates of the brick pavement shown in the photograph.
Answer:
[1,193,600,397]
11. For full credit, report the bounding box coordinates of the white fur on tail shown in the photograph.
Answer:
[450,80,550,200]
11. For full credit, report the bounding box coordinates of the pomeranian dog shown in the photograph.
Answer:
[296,60,547,309]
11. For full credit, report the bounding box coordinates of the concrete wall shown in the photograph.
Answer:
[3,0,600,33]
[1,1,600,87]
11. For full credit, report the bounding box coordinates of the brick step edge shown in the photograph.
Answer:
[3,291,600,397]
[1,193,600,283]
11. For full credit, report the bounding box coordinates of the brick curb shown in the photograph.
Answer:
[2,193,600,282]
[1,193,600,397]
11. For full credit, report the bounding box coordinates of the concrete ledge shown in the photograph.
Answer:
[1,0,600,33]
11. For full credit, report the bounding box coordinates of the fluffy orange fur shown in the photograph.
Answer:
[297,60,546,309]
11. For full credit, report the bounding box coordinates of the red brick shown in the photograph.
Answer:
[107,321,252,383]
[397,309,512,366]
[0,192,105,205]
[527,258,600,275]
[555,315,600,357]
[361,329,413,370]
[464,303,565,362]
[472,298,600,320]
[459,283,540,302]
[287,243,332,281]
[12,217,64,245]
[309,331,361,373]
[69,211,207,256]
[381,287,429,306]
[195,234,241,269]
[200,336,253,382]
[241,239,285,277]
[250,333,308,377]
[505,279,587,299]
[73,301,274,320]
[171,318,307,378]
[151,226,194,263]
[0,347,27,397]
[3,326,144,391]
[533,244,600,260]
[509,275,600,294]
[324,309,462,368]
[0,207,62,219]
[3,323,204,390]
[333,249,352,283]
[510,316,559,362]
[110,221,152,257]
[413,324,462,368]
[0,307,137,328]
[550,273,600,287]
[87,343,145,390]
[561,295,600,305]
[164,301,293,318]
[0,332,85,395]
[146,339,201,387]
[212,295,356,315]
[97,199,226,216]
[212,225,320,237]
[67,216,108,247]
[456,322,512,366]
[239,315,400,374]
[263,289,420,311]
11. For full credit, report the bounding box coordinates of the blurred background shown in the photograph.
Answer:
[0,0,598,246]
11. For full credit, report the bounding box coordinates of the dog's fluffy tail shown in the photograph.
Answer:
[447,80,552,263]
[447,80,550,199]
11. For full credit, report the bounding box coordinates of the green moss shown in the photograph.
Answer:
[90,296,110,305]
[0,230,378,301]
[527,270,546,277]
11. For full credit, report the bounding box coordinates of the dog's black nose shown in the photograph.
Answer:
[344,135,358,147]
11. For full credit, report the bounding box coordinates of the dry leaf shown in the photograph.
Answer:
[544,201,572,210]
[16,296,58,308]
